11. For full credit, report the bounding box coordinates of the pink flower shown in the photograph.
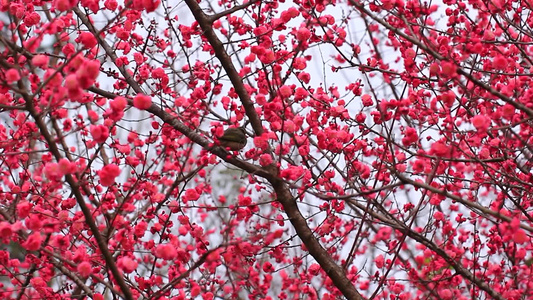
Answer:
[360,280,370,290]
[134,222,147,237]
[259,154,273,166]
[433,211,444,220]
[308,263,321,275]
[151,67,166,79]
[17,202,32,218]
[297,72,310,84]
[262,262,274,273]
[402,127,418,146]
[118,256,138,273]
[280,166,305,181]
[429,63,440,76]
[492,55,507,70]
[78,32,97,49]
[5,69,21,82]
[62,43,76,56]
[76,59,100,89]
[296,27,311,41]
[98,164,121,187]
[375,254,384,268]
[430,141,450,157]
[44,163,63,181]
[58,158,76,175]
[32,55,49,68]
[24,12,41,26]
[0,222,12,238]
[110,97,128,111]
[90,125,110,144]
[64,74,79,91]
[191,285,201,297]
[155,244,177,260]
[23,232,42,251]
[279,85,292,98]
[184,188,200,201]
[513,229,528,244]
[283,120,296,133]
[441,90,456,107]
[502,104,515,119]
[253,135,269,150]
[260,50,275,64]
[472,115,489,131]
[404,48,416,59]
[441,61,456,77]
[54,0,78,11]
[104,0,118,10]
[133,94,152,110]
[361,94,373,106]
[439,289,453,299]
[142,0,160,12]
[77,261,92,277]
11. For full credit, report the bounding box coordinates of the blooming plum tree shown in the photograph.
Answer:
[0,0,532,299]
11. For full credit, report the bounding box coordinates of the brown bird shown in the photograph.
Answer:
[218,127,247,151]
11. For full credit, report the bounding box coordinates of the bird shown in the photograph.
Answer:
[218,127,247,151]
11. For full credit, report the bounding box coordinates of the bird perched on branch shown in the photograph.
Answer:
[218,127,247,151]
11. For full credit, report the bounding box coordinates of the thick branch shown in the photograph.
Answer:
[272,179,365,300]
[180,2,366,298]
[184,0,264,136]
